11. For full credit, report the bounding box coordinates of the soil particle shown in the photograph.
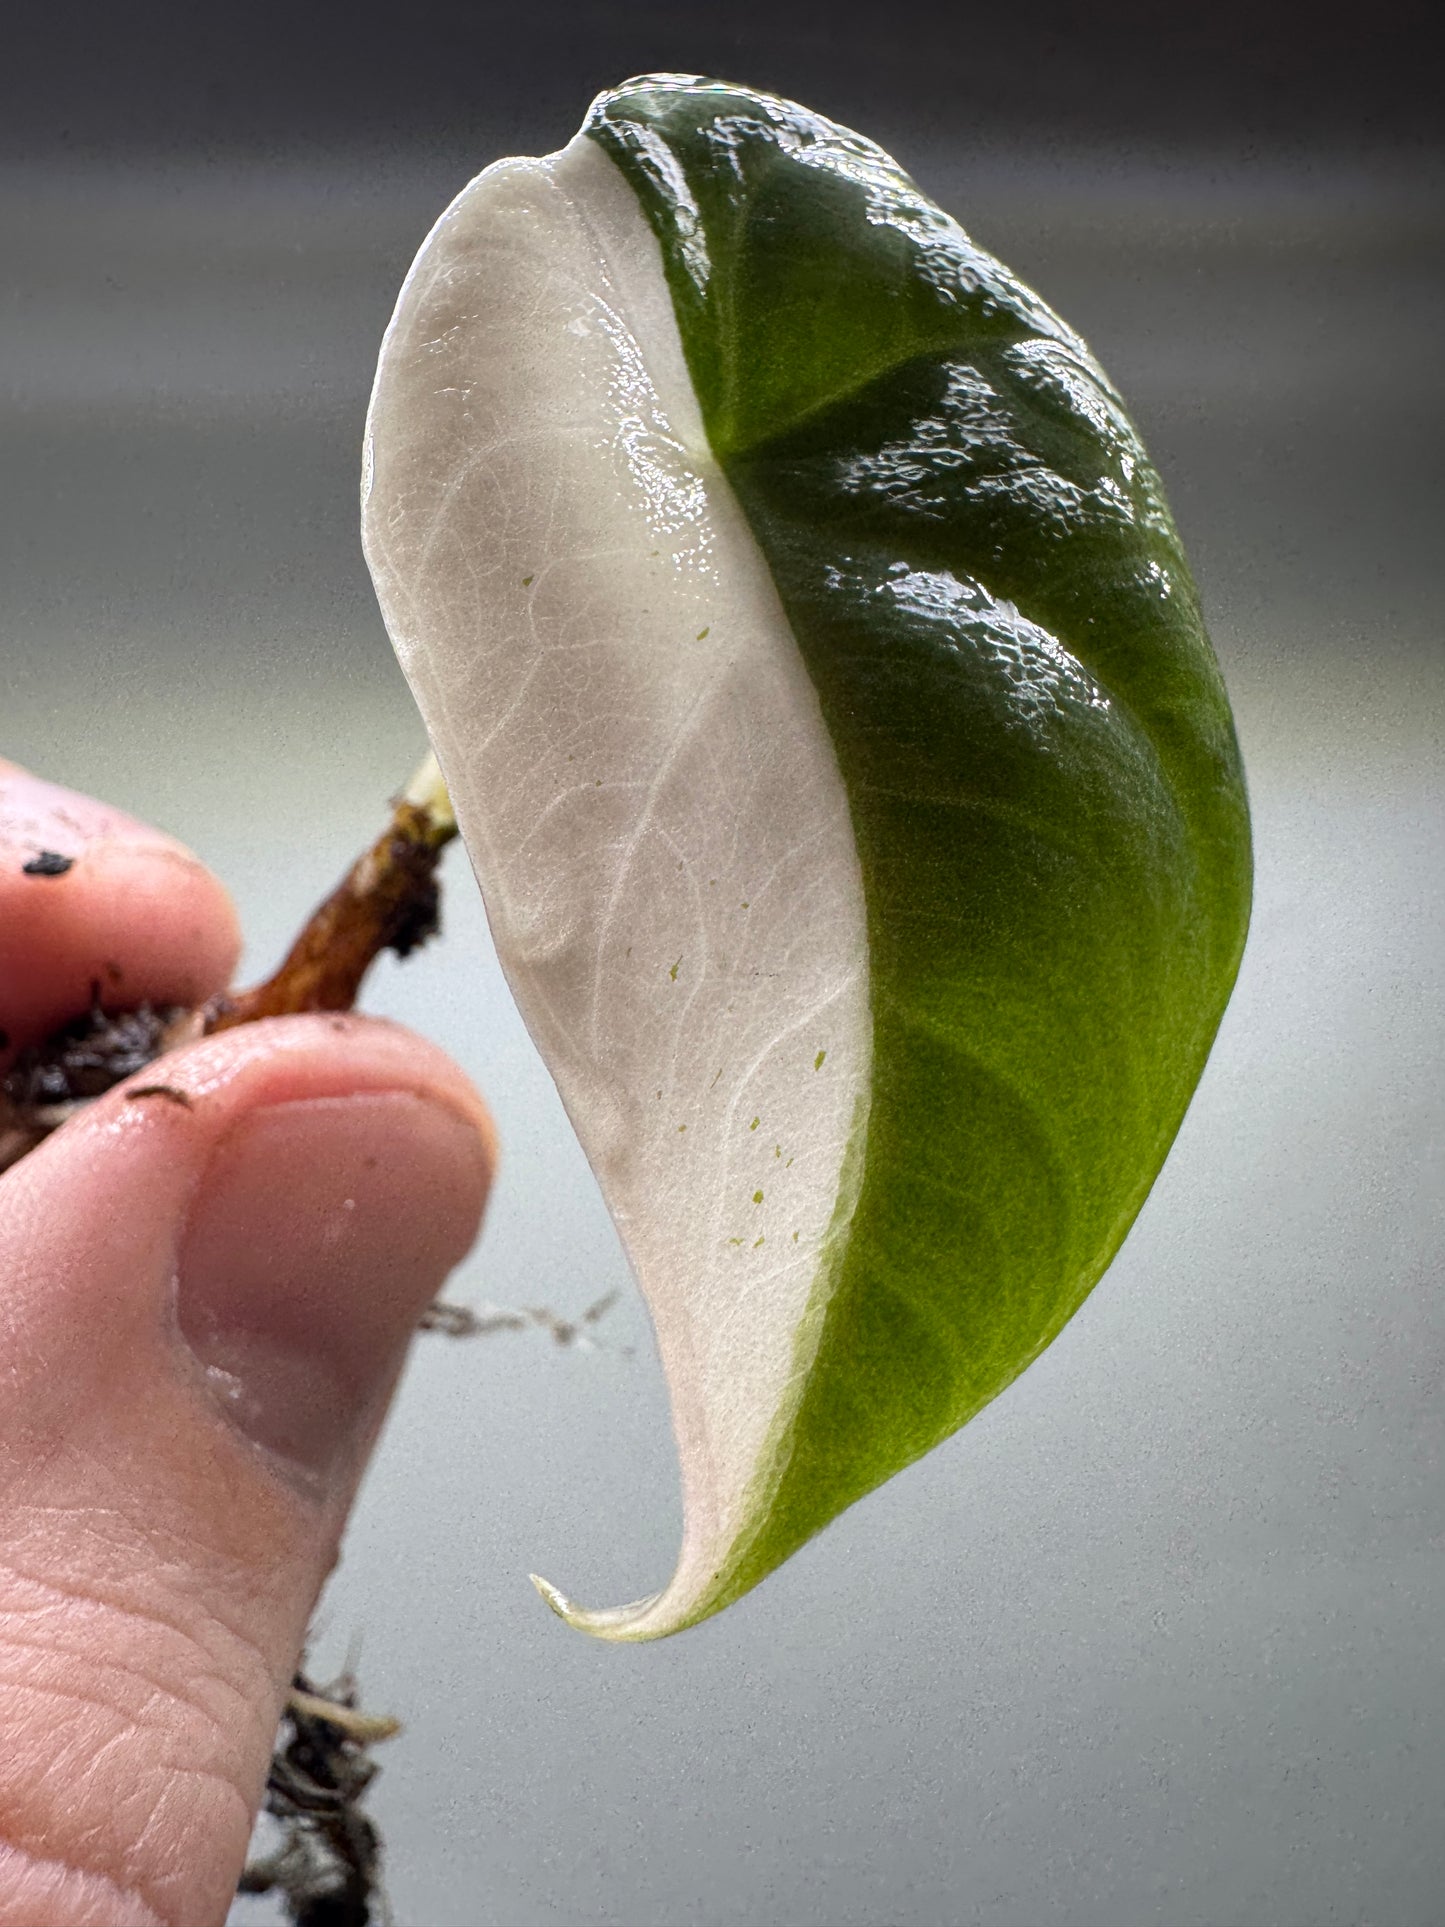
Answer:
[21,850,74,876]
[125,1084,195,1109]
[2,1000,185,1109]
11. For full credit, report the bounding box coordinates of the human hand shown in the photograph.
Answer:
[0,760,495,1926]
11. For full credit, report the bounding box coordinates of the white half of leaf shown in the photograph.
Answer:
[362,132,872,1639]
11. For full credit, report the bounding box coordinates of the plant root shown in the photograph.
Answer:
[237,1666,400,1927]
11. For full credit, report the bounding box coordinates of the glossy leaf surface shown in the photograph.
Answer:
[364,77,1251,1639]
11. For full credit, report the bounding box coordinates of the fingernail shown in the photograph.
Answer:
[176,1092,489,1492]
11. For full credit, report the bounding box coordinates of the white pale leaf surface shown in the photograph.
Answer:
[362,134,872,1637]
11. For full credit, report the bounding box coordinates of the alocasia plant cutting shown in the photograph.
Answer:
[360,73,1253,1641]
[2,68,1250,1655]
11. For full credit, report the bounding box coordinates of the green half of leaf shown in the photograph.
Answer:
[586,77,1252,1617]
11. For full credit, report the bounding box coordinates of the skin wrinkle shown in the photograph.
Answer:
[2,1389,353,1711]
[0,1541,287,1695]
[4,1446,355,1918]
[0,1506,297,1922]
[0,1839,165,1927]
[139,1754,257,1896]
[0,1542,281,1767]
[0,1629,243,1742]
[0,1673,260,1925]
[2,1487,281,1610]
[0,1579,267,1759]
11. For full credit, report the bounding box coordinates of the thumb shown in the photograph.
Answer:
[0,1014,493,1927]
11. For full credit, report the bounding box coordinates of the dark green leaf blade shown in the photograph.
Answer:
[588,76,1252,1614]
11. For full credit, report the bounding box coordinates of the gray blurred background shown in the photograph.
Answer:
[3,4,1443,1923]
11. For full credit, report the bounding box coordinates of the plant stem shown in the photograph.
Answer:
[0,757,459,1171]
[206,753,458,1033]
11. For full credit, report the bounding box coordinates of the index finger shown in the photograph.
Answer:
[0,759,242,1069]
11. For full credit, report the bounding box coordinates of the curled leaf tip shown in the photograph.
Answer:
[529,1574,672,1642]
[528,1573,571,1620]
